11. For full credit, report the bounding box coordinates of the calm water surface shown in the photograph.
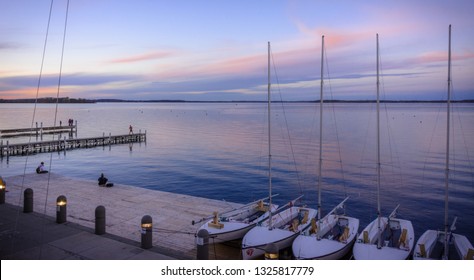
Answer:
[1,102,473,242]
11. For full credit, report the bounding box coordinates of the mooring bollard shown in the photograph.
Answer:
[56,195,67,223]
[0,176,6,204]
[196,229,209,260]
[95,206,106,235]
[264,243,279,260]
[141,215,153,249]
[23,188,33,213]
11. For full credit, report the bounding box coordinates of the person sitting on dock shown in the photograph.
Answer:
[36,162,48,174]
[98,173,108,187]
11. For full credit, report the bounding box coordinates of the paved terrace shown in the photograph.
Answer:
[0,173,243,260]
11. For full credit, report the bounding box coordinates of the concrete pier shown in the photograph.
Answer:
[1,173,243,259]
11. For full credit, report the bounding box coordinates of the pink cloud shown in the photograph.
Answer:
[414,51,474,64]
[107,51,175,64]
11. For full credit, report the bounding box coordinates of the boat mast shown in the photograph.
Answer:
[376,33,382,249]
[443,24,452,259]
[317,35,324,237]
[268,42,273,230]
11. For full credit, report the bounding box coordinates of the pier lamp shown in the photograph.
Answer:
[0,176,6,204]
[56,195,67,223]
[141,215,153,249]
[264,243,279,260]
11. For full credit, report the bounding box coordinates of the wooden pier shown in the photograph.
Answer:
[0,133,146,158]
[0,121,77,138]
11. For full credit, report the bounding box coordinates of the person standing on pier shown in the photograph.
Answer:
[36,162,48,174]
[129,125,133,135]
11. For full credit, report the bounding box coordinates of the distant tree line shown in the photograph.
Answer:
[0,97,95,103]
[1,97,473,104]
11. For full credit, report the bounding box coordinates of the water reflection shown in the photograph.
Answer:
[0,102,473,242]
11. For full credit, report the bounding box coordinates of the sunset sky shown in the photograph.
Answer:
[1,0,473,101]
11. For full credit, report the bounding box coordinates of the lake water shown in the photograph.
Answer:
[1,102,473,243]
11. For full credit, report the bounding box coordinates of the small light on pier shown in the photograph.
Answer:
[56,195,67,223]
[0,176,6,190]
[0,176,6,204]
[140,215,153,249]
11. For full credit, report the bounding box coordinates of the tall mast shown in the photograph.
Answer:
[268,42,273,230]
[376,33,382,249]
[317,35,324,237]
[443,24,452,259]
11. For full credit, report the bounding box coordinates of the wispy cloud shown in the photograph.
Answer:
[412,50,474,65]
[0,42,20,50]
[107,51,176,64]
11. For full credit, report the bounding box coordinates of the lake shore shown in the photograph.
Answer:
[1,172,243,259]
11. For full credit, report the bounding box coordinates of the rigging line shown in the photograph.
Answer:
[451,81,474,185]
[13,0,55,259]
[324,43,349,198]
[41,0,71,259]
[269,50,304,193]
[379,49,404,201]
[421,103,444,196]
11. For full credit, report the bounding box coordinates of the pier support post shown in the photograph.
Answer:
[0,176,6,204]
[141,215,153,249]
[264,243,279,260]
[196,229,209,260]
[95,206,106,235]
[24,188,33,213]
[56,195,67,223]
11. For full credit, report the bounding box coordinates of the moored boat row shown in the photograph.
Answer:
[192,26,473,260]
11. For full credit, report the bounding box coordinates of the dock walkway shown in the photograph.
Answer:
[0,133,146,157]
[1,173,243,260]
[0,124,77,138]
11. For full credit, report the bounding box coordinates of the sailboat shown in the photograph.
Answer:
[241,42,317,260]
[292,35,360,260]
[352,34,415,260]
[413,25,474,260]
[193,195,278,243]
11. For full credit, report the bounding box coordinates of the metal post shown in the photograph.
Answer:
[0,176,6,204]
[24,188,33,213]
[95,206,106,235]
[141,215,153,249]
[264,243,279,260]
[56,195,67,223]
[196,229,209,260]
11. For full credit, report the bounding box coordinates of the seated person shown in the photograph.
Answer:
[36,162,48,174]
[98,173,108,186]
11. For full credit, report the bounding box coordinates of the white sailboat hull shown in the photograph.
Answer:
[413,230,474,260]
[198,203,278,243]
[241,207,317,260]
[353,217,414,260]
[200,222,257,243]
[292,215,359,260]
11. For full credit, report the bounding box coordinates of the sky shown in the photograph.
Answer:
[0,0,473,101]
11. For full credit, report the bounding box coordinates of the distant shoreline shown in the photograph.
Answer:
[1,97,473,104]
